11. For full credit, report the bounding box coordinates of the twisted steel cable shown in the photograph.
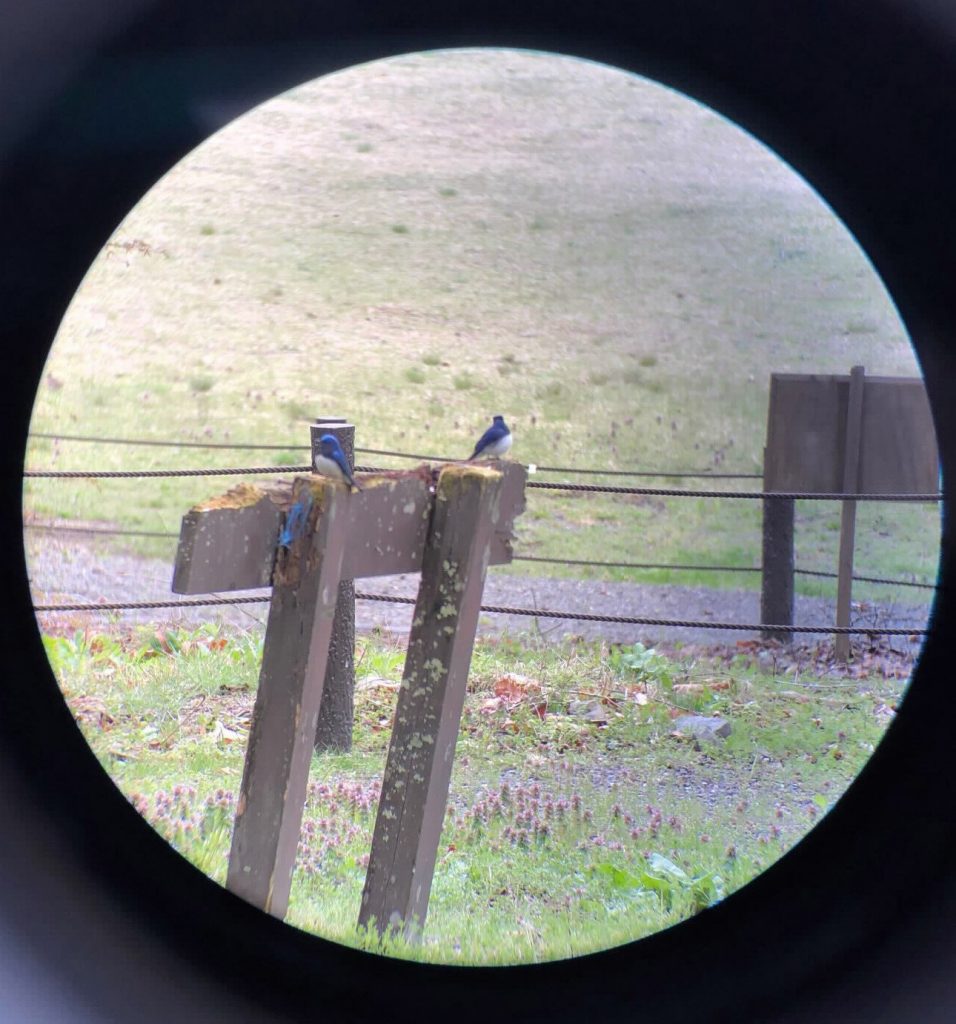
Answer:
[32,591,930,635]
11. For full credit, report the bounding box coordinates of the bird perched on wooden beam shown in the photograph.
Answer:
[469,415,512,460]
[313,433,362,490]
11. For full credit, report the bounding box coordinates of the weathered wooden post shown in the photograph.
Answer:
[834,366,866,661]
[359,465,502,939]
[171,459,526,936]
[311,418,356,752]
[761,440,795,643]
[226,477,349,915]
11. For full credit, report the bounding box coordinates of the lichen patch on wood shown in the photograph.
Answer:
[192,482,269,512]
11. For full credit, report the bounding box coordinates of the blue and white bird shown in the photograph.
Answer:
[469,414,512,460]
[313,433,362,490]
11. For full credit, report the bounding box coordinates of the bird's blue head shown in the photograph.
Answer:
[319,434,340,455]
[493,415,505,425]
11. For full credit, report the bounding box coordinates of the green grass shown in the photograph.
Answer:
[47,623,907,965]
[23,49,939,595]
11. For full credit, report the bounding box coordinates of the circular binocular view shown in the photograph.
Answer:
[24,48,938,964]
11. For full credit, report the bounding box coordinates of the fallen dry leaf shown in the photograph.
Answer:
[210,720,241,744]
[673,680,731,694]
[494,673,542,702]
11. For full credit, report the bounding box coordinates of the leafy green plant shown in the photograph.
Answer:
[593,853,724,912]
[610,642,674,688]
[43,631,95,675]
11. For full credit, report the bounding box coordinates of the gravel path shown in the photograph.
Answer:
[26,533,932,656]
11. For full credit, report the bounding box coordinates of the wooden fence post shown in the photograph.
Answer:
[226,478,349,917]
[311,418,356,752]
[358,464,503,939]
[761,438,795,643]
[835,365,866,661]
[173,462,525,933]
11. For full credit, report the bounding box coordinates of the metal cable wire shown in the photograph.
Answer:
[26,523,181,539]
[795,568,939,590]
[514,554,760,573]
[28,432,761,479]
[32,591,929,635]
[24,466,311,479]
[33,596,271,612]
[526,480,941,501]
[357,445,761,478]
[29,432,306,451]
[22,464,942,501]
[22,523,939,591]
[516,556,937,590]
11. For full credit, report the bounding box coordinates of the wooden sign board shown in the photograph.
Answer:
[764,373,938,494]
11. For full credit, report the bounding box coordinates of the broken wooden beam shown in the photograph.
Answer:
[171,482,286,595]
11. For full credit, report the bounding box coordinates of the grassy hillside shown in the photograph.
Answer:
[24,48,939,600]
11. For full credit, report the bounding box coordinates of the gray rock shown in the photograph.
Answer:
[569,700,608,724]
[674,715,732,743]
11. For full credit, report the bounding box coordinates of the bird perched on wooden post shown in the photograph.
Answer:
[313,433,362,490]
[469,415,512,460]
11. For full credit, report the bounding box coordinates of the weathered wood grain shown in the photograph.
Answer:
[225,477,348,918]
[835,366,865,660]
[358,464,504,938]
[171,483,285,594]
[764,371,937,495]
[171,462,526,594]
[312,420,357,754]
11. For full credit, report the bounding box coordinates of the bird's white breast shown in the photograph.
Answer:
[485,433,513,457]
[313,454,347,480]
